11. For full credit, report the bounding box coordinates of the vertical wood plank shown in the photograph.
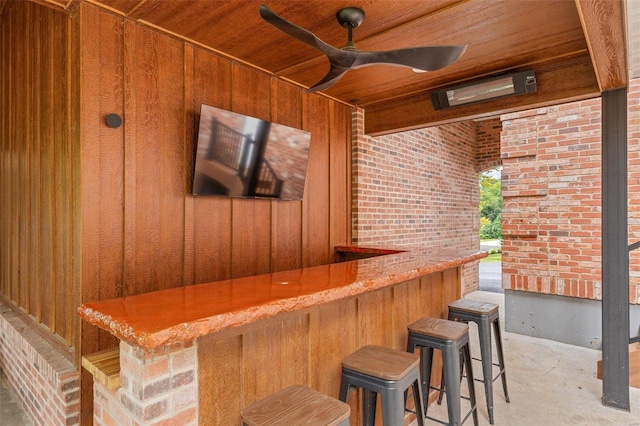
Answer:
[192,48,233,283]
[123,20,137,296]
[80,3,124,355]
[53,8,70,338]
[231,64,272,278]
[69,0,82,352]
[309,299,358,394]
[0,1,7,297]
[242,323,284,405]
[423,271,445,318]
[124,23,186,294]
[391,278,423,350]
[271,79,303,272]
[357,288,394,348]
[79,3,100,407]
[183,44,195,286]
[329,102,352,248]
[39,4,55,330]
[29,1,42,321]
[13,0,25,306]
[279,315,310,387]
[231,198,272,277]
[23,0,33,313]
[443,267,461,304]
[302,94,331,267]
[198,335,242,425]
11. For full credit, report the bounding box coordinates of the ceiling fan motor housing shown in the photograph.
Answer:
[336,7,365,28]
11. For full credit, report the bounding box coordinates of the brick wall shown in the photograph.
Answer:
[0,304,80,425]
[476,118,502,172]
[501,78,640,302]
[352,109,494,294]
[93,341,197,426]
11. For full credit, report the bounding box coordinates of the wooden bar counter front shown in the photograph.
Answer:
[78,247,485,425]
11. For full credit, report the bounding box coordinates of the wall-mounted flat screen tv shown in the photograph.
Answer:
[192,105,311,200]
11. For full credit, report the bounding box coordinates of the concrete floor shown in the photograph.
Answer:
[0,369,32,426]
[427,291,640,425]
[1,291,640,425]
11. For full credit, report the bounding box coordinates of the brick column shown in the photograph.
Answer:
[93,342,198,426]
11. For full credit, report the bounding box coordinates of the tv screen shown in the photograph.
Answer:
[192,105,311,200]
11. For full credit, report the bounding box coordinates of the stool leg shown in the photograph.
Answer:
[493,318,510,403]
[412,378,426,426]
[362,388,377,426]
[381,388,406,426]
[420,347,434,412]
[339,376,349,402]
[436,368,445,405]
[443,346,461,426]
[436,349,464,406]
[478,316,495,424]
[463,344,479,426]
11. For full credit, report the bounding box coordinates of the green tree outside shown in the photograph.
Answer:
[479,171,502,239]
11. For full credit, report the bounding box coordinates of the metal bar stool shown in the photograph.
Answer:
[407,317,478,426]
[339,344,425,425]
[442,299,510,425]
[242,384,351,426]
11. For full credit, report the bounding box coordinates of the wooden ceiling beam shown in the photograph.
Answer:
[574,0,627,91]
[364,55,601,136]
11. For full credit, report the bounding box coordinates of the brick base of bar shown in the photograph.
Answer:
[93,341,198,426]
[0,303,80,425]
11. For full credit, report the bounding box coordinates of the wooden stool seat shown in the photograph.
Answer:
[342,343,420,380]
[407,317,478,426]
[242,384,350,426]
[449,299,499,315]
[408,316,469,341]
[340,345,425,425]
[446,298,509,425]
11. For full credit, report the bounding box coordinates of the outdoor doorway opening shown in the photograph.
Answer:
[479,166,503,293]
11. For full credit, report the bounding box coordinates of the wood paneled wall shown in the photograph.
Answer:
[3,2,351,421]
[79,1,352,356]
[0,0,81,350]
[1,0,351,359]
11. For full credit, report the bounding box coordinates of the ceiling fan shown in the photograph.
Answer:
[259,5,467,93]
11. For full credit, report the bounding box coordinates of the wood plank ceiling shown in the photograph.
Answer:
[39,0,628,135]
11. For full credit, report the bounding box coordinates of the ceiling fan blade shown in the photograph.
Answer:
[307,64,351,93]
[352,45,468,71]
[259,5,467,93]
[259,5,339,57]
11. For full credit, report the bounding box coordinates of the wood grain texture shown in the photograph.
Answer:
[197,268,461,424]
[2,0,351,371]
[81,348,120,390]
[0,0,78,343]
[191,47,233,283]
[230,64,273,278]
[80,4,124,354]
[125,22,186,294]
[574,0,627,91]
[271,79,303,272]
[365,55,601,136]
[198,335,242,425]
[329,102,352,249]
[302,94,331,267]
[242,384,350,426]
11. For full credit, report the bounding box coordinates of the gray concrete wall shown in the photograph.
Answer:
[505,290,640,349]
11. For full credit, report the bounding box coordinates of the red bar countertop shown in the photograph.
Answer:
[78,246,487,351]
